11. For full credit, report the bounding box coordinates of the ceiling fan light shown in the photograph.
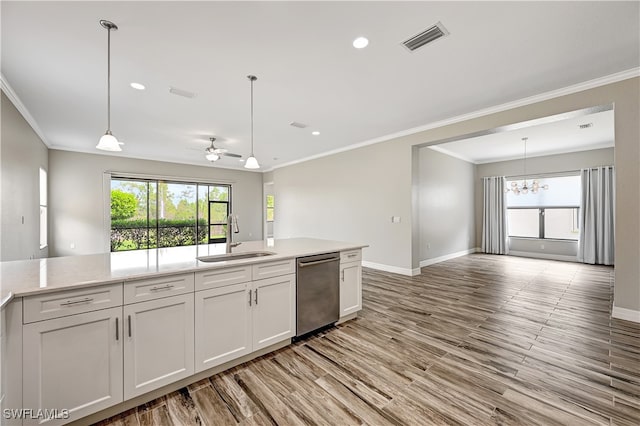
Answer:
[96,132,122,151]
[205,152,219,162]
[244,155,260,169]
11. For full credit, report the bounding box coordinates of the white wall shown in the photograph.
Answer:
[475,147,614,261]
[271,78,638,316]
[418,147,475,264]
[0,92,49,261]
[272,141,414,275]
[48,150,263,257]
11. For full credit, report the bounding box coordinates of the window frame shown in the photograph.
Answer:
[109,176,232,252]
[39,167,48,249]
[266,194,275,223]
[507,206,580,241]
[207,200,229,244]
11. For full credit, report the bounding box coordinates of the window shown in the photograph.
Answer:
[506,175,580,241]
[266,195,274,222]
[110,177,230,252]
[39,167,47,249]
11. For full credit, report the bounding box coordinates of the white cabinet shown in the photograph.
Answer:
[124,273,194,304]
[252,274,296,351]
[124,293,194,399]
[23,283,122,324]
[340,250,363,318]
[1,305,5,413]
[23,306,123,425]
[195,282,251,372]
[194,270,295,372]
[251,259,295,281]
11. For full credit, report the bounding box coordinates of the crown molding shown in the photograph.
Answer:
[1,73,50,147]
[269,67,640,171]
[427,145,476,164]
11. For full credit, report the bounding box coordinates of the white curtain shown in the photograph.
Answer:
[482,176,509,255]
[578,166,615,265]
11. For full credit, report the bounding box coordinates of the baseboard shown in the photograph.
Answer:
[336,312,358,325]
[508,251,578,263]
[612,305,640,323]
[419,248,478,268]
[361,261,421,276]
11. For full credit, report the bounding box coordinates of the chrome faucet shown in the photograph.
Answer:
[226,214,241,253]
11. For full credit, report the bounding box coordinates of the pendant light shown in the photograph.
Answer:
[507,137,549,195]
[96,20,123,152]
[244,75,260,169]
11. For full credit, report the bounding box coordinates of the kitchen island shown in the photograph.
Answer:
[0,238,365,425]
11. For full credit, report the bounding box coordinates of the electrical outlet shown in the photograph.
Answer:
[70,243,75,249]
[391,216,401,223]
[427,243,431,249]
[540,244,545,250]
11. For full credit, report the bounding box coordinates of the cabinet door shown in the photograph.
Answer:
[23,307,123,425]
[0,305,5,415]
[340,262,362,317]
[252,274,295,351]
[124,294,194,399]
[195,283,251,372]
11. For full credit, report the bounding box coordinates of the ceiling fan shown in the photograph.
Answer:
[204,137,242,162]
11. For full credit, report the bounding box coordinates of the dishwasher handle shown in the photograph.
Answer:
[298,257,339,268]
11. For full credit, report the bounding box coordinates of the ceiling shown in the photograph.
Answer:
[2,1,638,171]
[431,108,615,164]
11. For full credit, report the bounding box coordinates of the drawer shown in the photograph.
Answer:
[252,259,295,281]
[195,266,252,291]
[23,283,123,324]
[124,273,194,304]
[340,249,362,263]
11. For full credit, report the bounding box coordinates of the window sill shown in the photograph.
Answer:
[509,237,578,243]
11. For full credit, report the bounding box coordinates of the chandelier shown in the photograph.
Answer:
[507,137,549,195]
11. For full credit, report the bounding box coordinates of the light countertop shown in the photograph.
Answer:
[0,238,367,308]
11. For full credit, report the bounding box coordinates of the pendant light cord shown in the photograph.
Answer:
[107,25,111,132]
[250,77,254,156]
[523,137,528,182]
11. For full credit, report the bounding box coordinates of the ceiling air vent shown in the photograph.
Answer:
[169,87,196,98]
[289,121,308,129]
[402,22,449,52]
[579,123,593,129]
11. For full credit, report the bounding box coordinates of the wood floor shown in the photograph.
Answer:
[95,254,640,425]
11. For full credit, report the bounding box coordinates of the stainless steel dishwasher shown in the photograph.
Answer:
[296,252,340,337]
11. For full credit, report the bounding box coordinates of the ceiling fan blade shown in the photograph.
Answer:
[221,152,242,158]
[213,148,228,154]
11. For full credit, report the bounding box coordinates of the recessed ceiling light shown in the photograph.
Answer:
[130,82,145,90]
[312,131,320,136]
[353,37,369,49]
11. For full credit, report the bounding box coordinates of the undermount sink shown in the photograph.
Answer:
[197,251,276,263]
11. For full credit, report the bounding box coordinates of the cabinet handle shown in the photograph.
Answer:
[249,289,252,306]
[341,270,345,281]
[254,288,258,305]
[128,315,132,337]
[348,253,357,258]
[150,284,174,292]
[60,297,94,307]
[115,317,119,341]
